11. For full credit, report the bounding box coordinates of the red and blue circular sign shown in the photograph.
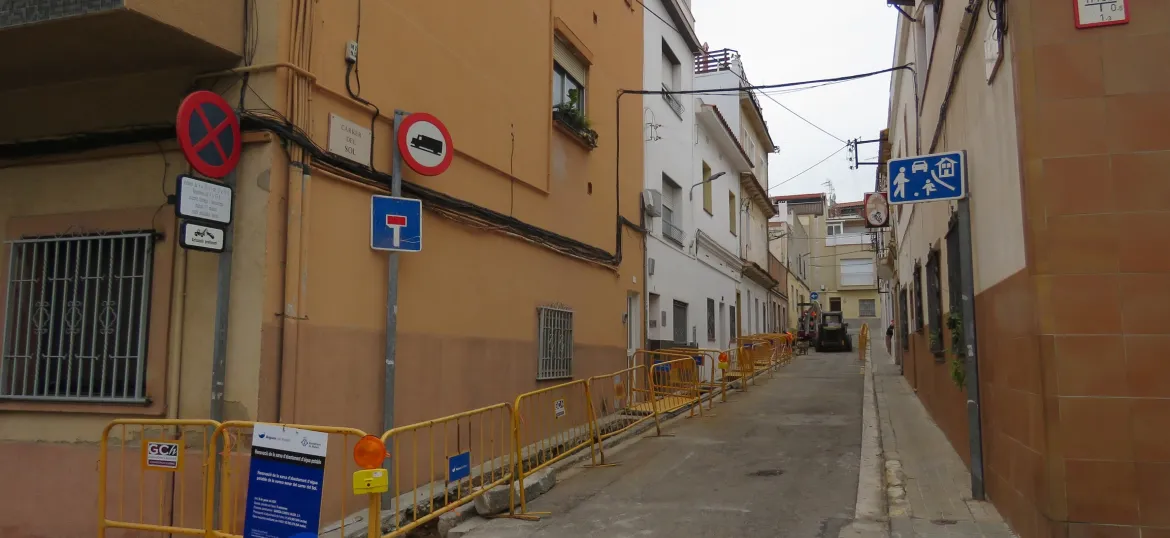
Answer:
[176,91,242,179]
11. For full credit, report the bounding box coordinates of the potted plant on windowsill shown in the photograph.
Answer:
[553,89,598,149]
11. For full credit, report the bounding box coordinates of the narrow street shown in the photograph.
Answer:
[464,351,864,538]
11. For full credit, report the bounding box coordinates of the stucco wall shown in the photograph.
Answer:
[0,141,275,538]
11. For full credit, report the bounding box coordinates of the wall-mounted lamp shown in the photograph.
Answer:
[688,171,727,200]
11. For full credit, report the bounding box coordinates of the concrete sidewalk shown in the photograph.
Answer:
[870,344,1015,538]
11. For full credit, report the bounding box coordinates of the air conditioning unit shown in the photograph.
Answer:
[642,189,663,217]
[648,258,656,276]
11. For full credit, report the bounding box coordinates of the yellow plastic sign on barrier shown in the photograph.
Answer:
[353,469,389,495]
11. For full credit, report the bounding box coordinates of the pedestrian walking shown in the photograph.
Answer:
[886,321,895,355]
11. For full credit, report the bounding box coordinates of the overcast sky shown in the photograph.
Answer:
[691,0,899,203]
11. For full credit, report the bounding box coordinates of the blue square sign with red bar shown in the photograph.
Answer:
[371,195,422,252]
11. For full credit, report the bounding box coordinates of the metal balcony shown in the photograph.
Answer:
[662,219,686,247]
[0,0,243,92]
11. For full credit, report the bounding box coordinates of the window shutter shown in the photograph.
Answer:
[553,38,587,84]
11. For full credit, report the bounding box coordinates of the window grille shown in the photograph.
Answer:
[537,306,573,380]
[1,232,154,402]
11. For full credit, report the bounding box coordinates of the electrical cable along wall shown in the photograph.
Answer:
[238,113,622,269]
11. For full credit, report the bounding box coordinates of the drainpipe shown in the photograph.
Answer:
[279,159,309,422]
[165,229,187,419]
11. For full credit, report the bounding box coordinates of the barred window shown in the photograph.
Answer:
[946,224,961,314]
[537,306,573,380]
[2,232,154,403]
[912,262,924,333]
[858,299,877,318]
[927,248,944,356]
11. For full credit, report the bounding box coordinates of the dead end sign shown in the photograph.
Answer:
[177,91,242,179]
[397,112,454,176]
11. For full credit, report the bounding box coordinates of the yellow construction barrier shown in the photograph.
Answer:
[737,337,772,380]
[585,364,665,465]
[587,365,663,438]
[98,419,220,537]
[379,403,519,536]
[859,324,870,363]
[757,333,795,368]
[648,355,705,418]
[661,348,724,410]
[512,379,598,515]
[205,421,370,538]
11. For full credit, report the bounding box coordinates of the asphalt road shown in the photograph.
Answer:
[464,350,865,538]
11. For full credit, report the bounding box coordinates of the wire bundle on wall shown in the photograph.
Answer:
[239,112,621,269]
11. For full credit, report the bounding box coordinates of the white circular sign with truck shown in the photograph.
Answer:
[397,112,454,176]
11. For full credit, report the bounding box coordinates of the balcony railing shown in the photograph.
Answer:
[695,48,741,75]
[662,219,686,247]
[827,232,872,247]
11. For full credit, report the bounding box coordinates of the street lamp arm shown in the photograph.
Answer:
[688,171,727,199]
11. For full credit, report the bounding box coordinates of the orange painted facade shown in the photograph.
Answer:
[0,2,645,536]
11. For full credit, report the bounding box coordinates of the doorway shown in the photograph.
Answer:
[673,300,688,345]
[626,292,639,369]
[830,297,842,311]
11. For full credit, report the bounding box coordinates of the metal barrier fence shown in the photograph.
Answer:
[648,356,704,419]
[98,419,220,537]
[661,348,723,410]
[737,337,773,380]
[206,421,369,538]
[512,379,597,515]
[379,403,517,536]
[858,324,870,362]
[585,364,663,464]
[98,334,802,534]
[757,333,794,369]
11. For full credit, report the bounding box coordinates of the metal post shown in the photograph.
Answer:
[210,172,236,421]
[209,170,237,521]
[957,197,985,500]
[383,110,406,507]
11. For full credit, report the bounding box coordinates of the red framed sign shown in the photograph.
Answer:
[396,112,454,176]
[176,91,242,179]
[1074,0,1129,29]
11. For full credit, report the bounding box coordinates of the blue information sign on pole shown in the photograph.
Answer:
[887,151,967,205]
[371,195,423,252]
[243,424,329,538]
[809,292,819,301]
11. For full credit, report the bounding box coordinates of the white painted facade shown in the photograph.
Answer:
[641,0,747,349]
[694,48,780,338]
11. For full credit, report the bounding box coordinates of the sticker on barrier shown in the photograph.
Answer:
[142,440,184,471]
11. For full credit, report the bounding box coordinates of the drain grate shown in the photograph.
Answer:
[748,469,785,477]
[931,519,957,526]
